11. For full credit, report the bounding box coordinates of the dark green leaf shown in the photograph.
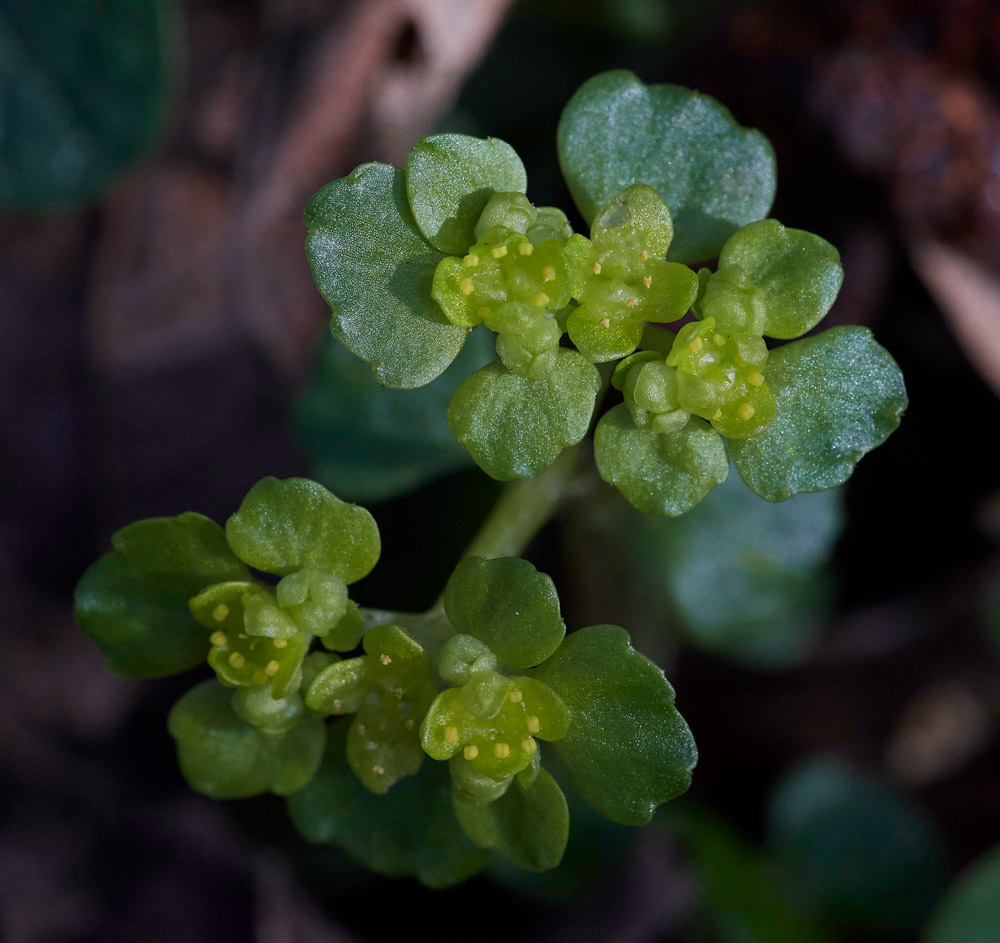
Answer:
[768,758,945,935]
[730,327,908,501]
[0,0,176,208]
[453,767,569,871]
[531,624,697,824]
[305,162,467,388]
[296,327,493,503]
[719,219,843,339]
[447,350,600,480]
[168,680,325,799]
[405,134,527,255]
[74,513,247,677]
[444,556,565,667]
[924,844,1000,943]
[225,477,380,581]
[594,406,729,516]
[557,70,776,263]
[286,733,490,888]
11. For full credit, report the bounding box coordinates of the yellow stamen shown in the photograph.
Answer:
[273,638,288,649]
[212,604,229,622]
[444,726,459,744]
[464,744,479,760]
[508,690,523,703]
[627,297,639,307]
[357,724,366,734]
[738,403,756,421]
[333,699,342,711]
[463,254,479,267]
[405,718,414,730]
[228,652,246,669]
[394,687,404,699]
[593,262,602,275]
[526,716,540,734]
[643,275,652,288]
[542,265,556,282]
[265,660,280,677]
[491,245,508,259]
[714,334,726,346]
[521,738,537,754]
[252,669,268,685]
[518,242,533,256]
[748,372,765,387]
[734,353,746,367]
[639,250,648,261]
[599,317,610,328]
[493,742,510,758]
[533,292,550,307]
[688,337,703,353]
[712,409,723,421]
[210,631,227,647]
[459,277,474,296]
[379,653,392,665]
[373,765,384,775]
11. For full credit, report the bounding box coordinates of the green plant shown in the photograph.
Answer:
[74,70,906,886]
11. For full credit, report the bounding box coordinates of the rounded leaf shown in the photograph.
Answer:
[405,134,527,255]
[225,477,380,581]
[453,767,569,871]
[557,71,776,263]
[530,625,697,825]
[0,0,175,208]
[305,162,467,388]
[730,327,908,501]
[168,680,325,799]
[447,351,600,480]
[286,734,489,888]
[594,406,729,516]
[444,556,566,667]
[74,513,247,677]
[719,219,843,339]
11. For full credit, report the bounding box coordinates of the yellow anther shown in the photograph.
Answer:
[477,307,492,320]
[526,716,540,734]
[521,738,537,754]
[265,660,281,677]
[593,262,602,275]
[734,353,746,367]
[712,409,723,421]
[394,687,404,699]
[688,337,703,353]
[405,718,414,730]
[714,334,726,346]
[464,744,479,760]
[627,296,639,307]
[640,250,648,261]
[518,242,533,256]
[748,372,765,387]
[542,265,556,282]
[533,292,550,307]
[491,245,508,259]
[444,726,460,744]
[379,653,392,665]
[273,638,288,649]
[598,317,610,328]
[333,699,342,711]
[459,277,474,296]
[642,276,653,289]
[357,724,366,734]
[463,254,479,267]
[228,652,246,670]
[212,604,229,622]
[493,742,510,758]
[738,402,756,421]
[508,690,523,703]
[210,631,227,647]
[252,669,268,685]
[373,765,384,775]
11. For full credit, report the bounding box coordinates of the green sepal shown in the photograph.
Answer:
[405,134,527,255]
[74,513,248,678]
[305,162,467,388]
[231,685,305,733]
[287,732,490,888]
[719,219,843,339]
[444,556,566,667]
[225,477,380,581]
[730,327,908,501]
[447,350,600,480]
[452,766,569,871]
[622,358,691,435]
[305,624,437,794]
[557,70,776,263]
[242,591,300,640]
[320,599,366,652]
[594,406,729,516]
[474,191,537,239]
[167,680,324,799]
[612,350,663,389]
[528,206,573,245]
[276,568,349,637]
[530,624,697,824]
[438,634,500,685]
[591,182,674,258]
[693,264,767,334]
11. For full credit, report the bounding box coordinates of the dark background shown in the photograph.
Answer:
[3,1,1000,940]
